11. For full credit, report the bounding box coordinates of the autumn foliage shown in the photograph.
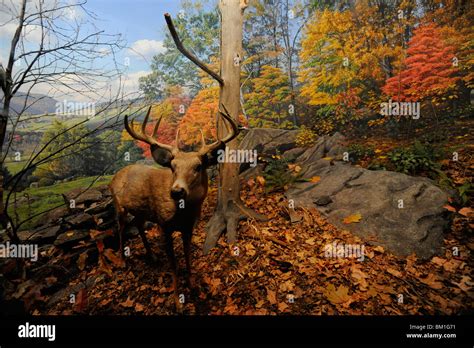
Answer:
[382,24,460,103]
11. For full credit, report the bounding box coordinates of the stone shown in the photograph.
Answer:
[64,213,95,229]
[17,225,61,245]
[62,188,103,206]
[53,230,90,248]
[287,161,449,259]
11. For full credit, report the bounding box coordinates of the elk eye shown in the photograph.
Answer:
[195,164,202,172]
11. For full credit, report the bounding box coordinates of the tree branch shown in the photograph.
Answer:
[164,13,224,86]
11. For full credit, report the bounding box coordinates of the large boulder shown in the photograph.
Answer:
[238,129,450,259]
[286,162,449,259]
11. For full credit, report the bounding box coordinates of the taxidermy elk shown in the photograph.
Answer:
[109,105,238,307]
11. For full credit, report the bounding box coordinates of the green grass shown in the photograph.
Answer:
[5,160,28,175]
[7,175,113,231]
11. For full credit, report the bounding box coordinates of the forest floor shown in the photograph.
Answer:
[26,118,473,315]
[34,181,472,316]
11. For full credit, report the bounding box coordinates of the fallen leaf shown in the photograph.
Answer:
[452,276,472,292]
[278,302,289,312]
[420,273,443,289]
[256,176,266,186]
[343,213,362,224]
[45,276,57,287]
[120,296,134,308]
[458,207,473,218]
[309,176,321,183]
[74,288,88,313]
[104,249,125,268]
[267,289,277,305]
[387,268,403,278]
[77,251,88,271]
[135,303,144,312]
[351,266,369,291]
[324,284,351,305]
[443,205,457,213]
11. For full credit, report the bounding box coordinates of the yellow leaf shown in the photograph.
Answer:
[256,176,266,186]
[343,213,362,224]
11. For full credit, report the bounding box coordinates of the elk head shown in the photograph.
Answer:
[124,105,239,200]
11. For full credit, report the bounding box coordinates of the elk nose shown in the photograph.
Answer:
[171,187,186,200]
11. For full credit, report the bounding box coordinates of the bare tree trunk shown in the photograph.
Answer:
[203,0,266,253]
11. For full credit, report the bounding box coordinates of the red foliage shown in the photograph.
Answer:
[382,23,460,102]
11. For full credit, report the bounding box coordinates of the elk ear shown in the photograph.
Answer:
[150,144,173,168]
[202,141,225,167]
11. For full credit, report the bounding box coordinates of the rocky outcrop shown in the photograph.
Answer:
[14,185,116,250]
[239,128,450,259]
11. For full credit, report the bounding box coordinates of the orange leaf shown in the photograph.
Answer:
[120,296,134,308]
[443,204,457,213]
[103,249,125,268]
[343,213,362,224]
[309,176,321,183]
[256,176,266,186]
[458,207,473,217]
[266,289,277,305]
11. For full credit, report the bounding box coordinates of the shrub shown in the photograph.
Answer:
[38,177,55,187]
[295,126,317,148]
[262,155,302,192]
[346,144,375,163]
[388,141,442,176]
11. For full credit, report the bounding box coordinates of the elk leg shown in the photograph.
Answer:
[134,218,156,263]
[164,231,180,309]
[182,231,195,289]
[117,214,127,260]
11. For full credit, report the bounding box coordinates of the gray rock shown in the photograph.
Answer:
[287,161,449,259]
[239,128,299,156]
[17,225,61,245]
[64,213,95,229]
[54,230,90,248]
[62,188,103,206]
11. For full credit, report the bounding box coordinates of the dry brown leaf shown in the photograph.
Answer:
[278,302,289,312]
[324,284,351,305]
[343,213,362,224]
[120,296,134,308]
[420,273,443,289]
[351,265,369,291]
[387,268,403,278]
[452,276,472,292]
[104,248,125,268]
[135,303,144,312]
[74,288,88,313]
[267,289,277,305]
[77,251,88,271]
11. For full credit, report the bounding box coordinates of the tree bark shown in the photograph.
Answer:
[203,0,265,254]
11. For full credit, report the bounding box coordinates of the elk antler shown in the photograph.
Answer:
[124,106,176,154]
[199,104,239,155]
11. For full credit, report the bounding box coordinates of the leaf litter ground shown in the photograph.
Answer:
[30,179,473,316]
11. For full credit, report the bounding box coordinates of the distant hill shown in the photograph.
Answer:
[1,91,58,115]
